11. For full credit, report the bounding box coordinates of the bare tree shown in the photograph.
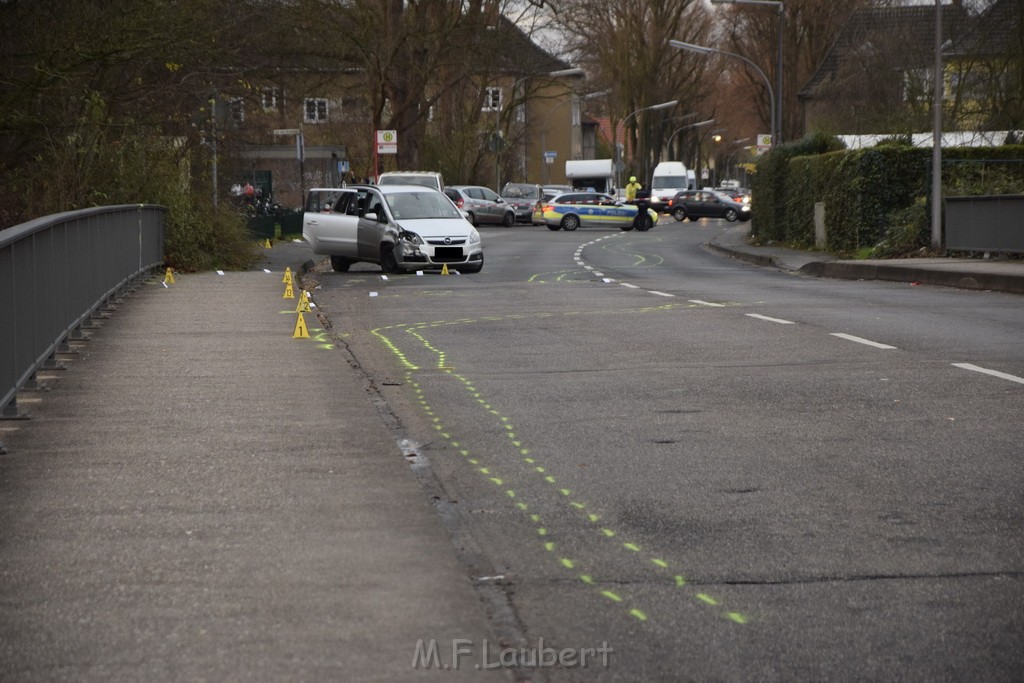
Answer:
[0,0,273,225]
[551,0,714,181]
[720,0,869,141]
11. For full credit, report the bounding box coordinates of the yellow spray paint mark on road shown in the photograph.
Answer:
[405,369,655,626]
[372,307,752,626]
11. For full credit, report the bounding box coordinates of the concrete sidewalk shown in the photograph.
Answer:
[0,243,505,681]
[708,224,1024,295]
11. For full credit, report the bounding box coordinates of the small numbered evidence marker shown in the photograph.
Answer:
[163,267,175,285]
[282,267,293,284]
[295,290,311,312]
[283,281,295,299]
[292,312,310,339]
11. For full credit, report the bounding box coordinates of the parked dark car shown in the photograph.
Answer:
[668,190,751,222]
[500,182,543,223]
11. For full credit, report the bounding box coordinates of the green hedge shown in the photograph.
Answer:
[753,137,1024,255]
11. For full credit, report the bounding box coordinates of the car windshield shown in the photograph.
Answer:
[502,184,540,199]
[379,175,438,189]
[652,176,688,190]
[385,191,462,220]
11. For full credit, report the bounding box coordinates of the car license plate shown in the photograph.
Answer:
[434,247,463,261]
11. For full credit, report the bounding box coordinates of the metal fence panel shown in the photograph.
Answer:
[0,205,165,417]
[945,195,1024,253]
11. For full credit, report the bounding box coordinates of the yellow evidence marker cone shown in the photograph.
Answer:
[440,263,449,275]
[292,312,310,339]
[163,267,175,284]
[282,267,293,284]
[295,290,311,312]
[264,239,272,248]
[283,281,295,299]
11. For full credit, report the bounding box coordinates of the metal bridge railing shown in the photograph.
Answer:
[0,205,165,435]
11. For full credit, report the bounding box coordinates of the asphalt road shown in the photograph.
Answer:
[306,218,1024,681]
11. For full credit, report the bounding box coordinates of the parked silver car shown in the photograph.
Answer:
[444,185,516,227]
[303,185,484,273]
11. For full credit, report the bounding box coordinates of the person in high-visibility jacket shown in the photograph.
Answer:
[625,176,642,202]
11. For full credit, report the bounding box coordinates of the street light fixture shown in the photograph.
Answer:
[497,67,586,192]
[670,39,776,152]
[710,0,784,146]
[540,89,610,186]
[665,118,715,160]
[615,99,678,190]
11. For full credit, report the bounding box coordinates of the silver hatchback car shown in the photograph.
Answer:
[444,185,516,227]
[303,185,484,273]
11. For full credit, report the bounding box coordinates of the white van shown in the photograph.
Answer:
[565,159,615,193]
[649,162,690,213]
[377,171,444,192]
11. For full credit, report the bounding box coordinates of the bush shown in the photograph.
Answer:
[870,196,929,258]
[163,196,259,271]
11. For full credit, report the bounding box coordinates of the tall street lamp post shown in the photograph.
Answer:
[540,89,610,186]
[710,0,784,146]
[615,99,678,191]
[664,119,714,187]
[671,40,775,153]
[931,0,944,251]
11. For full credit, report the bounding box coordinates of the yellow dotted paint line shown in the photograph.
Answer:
[417,360,748,623]
[407,367,651,624]
[375,317,749,625]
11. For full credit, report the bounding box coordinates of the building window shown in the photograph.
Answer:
[902,68,931,102]
[482,87,502,112]
[305,97,329,123]
[229,98,244,125]
[261,88,281,110]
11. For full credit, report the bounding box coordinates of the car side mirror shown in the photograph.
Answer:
[364,211,378,221]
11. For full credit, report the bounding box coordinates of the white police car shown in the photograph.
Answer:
[537,192,659,231]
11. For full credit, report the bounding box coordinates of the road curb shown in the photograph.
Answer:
[709,240,1024,295]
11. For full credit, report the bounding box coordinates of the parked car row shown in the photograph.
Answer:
[301,168,760,278]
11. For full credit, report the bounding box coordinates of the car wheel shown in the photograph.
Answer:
[466,212,477,227]
[561,214,580,231]
[672,207,687,222]
[724,208,738,222]
[502,211,515,227]
[380,245,400,273]
[546,224,561,231]
[636,214,654,232]
[330,255,352,272]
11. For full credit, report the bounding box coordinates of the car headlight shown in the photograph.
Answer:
[401,231,424,245]
[741,205,751,212]
[469,229,481,244]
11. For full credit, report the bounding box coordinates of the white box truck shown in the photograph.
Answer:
[649,161,691,213]
[565,159,615,193]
